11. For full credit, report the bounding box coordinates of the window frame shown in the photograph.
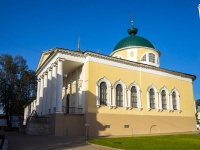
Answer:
[113,80,126,108]
[100,82,107,106]
[161,90,167,110]
[116,84,123,107]
[170,89,181,112]
[147,85,158,111]
[128,82,142,110]
[140,52,160,67]
[149,53,155,63]
[96,77,111,108]
[159,87,170,112]
[149,88,155,109]
[131,86,137,108]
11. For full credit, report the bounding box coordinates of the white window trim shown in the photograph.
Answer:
[113,80,127,109]
[96,77,111,108]
[159,87,170,112]
[128,82,142,111]
[140,52,159,67]
[147,85,159,111]
[170,88,181,113]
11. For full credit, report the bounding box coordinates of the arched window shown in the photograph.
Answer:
[116,84,123,107]
[172,91,177,110]
[131,86,137,108]
[96,77,111,108]
[149,88,155,109]
[161,90,167,110]
[149,53,155,63]
[141,54,146,61]
[100,82,107,106]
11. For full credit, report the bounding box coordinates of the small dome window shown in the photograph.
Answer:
[149,53,155,63]
[141,54,146,61]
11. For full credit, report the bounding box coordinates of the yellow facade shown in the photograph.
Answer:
[33,25,196,137]
[69,49,194,136]
[34,47,196,137]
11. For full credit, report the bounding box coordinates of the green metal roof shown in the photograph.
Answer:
[113,27,155,51]
[113,35,155,51]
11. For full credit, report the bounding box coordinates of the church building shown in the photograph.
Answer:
[24,22,197,136]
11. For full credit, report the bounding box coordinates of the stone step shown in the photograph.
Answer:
[25,116,50,135]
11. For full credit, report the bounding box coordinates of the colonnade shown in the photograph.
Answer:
[36,58,65,116]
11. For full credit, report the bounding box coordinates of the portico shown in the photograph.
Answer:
[35,49,85,116]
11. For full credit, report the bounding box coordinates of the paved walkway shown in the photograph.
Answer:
[1,131,116,150]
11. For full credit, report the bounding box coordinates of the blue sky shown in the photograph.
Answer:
[0,0,200,100]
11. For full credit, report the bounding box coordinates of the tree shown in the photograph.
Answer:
[196,99,200,109]
[0,54,37,127]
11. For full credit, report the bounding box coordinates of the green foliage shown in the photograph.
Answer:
[196,99,200,109]
[88,134,200,150]
[0,54,37,127]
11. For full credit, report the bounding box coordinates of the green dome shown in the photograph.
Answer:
[113,27,155,51]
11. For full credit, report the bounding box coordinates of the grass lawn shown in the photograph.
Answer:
[88,134,200,150]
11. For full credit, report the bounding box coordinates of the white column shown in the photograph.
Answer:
[56,58,64,113]
[46,67,52,114]
[43,72,48,115]
[23,106,27,125]
[75,70,79,110]
[78,81,82,107]
[39,76,44,115]
[36,78,41,114]
[51,63,57,113]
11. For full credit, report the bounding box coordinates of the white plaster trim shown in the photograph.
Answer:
[127,48,138,62]
[170,88,181,112]
[139,52,159,67]
[96,77,112,108]
[147,85,158,111]
[85,55,192,82]
[36,50,85,77]
[127,82,141,109]
[113,80,127,108]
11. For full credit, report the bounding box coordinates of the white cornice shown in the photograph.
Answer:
[83,51,195,82]
[36,48,196,81]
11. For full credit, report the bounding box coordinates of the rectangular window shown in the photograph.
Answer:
[149,53,155,63]
[124,125,129,128]
[105,125,110,128]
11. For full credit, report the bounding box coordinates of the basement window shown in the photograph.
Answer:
[105,125,110,128]
[124,125,129,128]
